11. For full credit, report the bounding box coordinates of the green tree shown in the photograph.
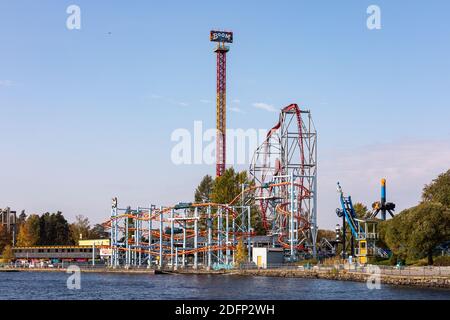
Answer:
[422,169,450,207]
[234,239,247,267]
[211,168,265,235]
[16,214,40,247]
[211,168,243,204]
[39,212,72,245]
[353,203,370,219]
[407,202,450,265]
[380,202,450,265]
[194,175,214,203]
[379,210,410,263]
[2,244,14,262]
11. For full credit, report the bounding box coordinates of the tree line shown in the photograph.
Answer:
[0,212,109,255]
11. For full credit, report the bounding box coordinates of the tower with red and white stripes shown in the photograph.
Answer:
[210,30,233,177]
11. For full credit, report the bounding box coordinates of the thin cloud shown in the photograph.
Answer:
[200,99,211,104]
[232,99,241,104]
[149,94,190,107]
[0,80,13,87]
[149,93,162,99]
[252,102,278,112]
[230,106,245,114]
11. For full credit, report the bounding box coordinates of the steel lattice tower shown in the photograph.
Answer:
[210,30,233,177]
[215,45,228,177]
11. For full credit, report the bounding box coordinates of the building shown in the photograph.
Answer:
[78,239,110,246]
[252,247,284,268]
[12,239,110,264]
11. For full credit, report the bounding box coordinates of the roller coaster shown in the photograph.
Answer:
[104,103,318,268]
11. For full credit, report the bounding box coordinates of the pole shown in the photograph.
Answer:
[312,137,318,258]
[92,242,95,266]
[225,208,229,265]
[381,178,387,221]
[214,44,229,177]
[148,206,152,267]
[207,206,212,270]
[194,208,198,269]
[170,209,174,268]
[342,214,346,259]
[290,173,295,260]
[217,208,222,263]
[183,210,186,268]
[159,206,163,269]
[247,206,251,262]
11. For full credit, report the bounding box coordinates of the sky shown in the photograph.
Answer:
[0,0,449,230]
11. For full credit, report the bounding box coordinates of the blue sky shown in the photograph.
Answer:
[1,0,449,229]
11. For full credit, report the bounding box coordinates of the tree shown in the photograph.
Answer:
[211,168,265,235]
[2,244,14,262]
[70,215,91,243]
[353,203,370,219]
[194,175,214,203]
[379,210,411,263]
[39,212,72,245]
[234,239,247,267]
[422,169,450,207]
[90,223,109,239]
[17,214,40,246]
[0,225,12,253]
[211,168,243,204]
[380,202,450,265]
[407,202,450,265]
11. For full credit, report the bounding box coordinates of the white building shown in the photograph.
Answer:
[252,247,284,268]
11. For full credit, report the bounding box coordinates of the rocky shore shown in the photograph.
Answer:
[234,268,450,289]
[4,267,450,289]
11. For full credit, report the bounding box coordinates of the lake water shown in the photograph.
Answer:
[0,271,449,300]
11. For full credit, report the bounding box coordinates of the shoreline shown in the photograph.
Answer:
[3,267,450,289]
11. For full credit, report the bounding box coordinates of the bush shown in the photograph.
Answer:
[370,258,391,266]
[433,256,450,266]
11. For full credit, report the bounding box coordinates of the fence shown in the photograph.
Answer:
[238,263,450,276]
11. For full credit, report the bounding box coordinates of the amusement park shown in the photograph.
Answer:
[1,3,450,306]
[83,30,421,270]
[3,27,449,276]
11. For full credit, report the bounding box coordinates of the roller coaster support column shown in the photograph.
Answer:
[183,209,187,268]
[110,198,117,267]
[125,208,130,266]
[313,171,318,259]
[170,209,174,268]
[232,214,236,264]
[148,206,153,267]
[247,206,252,262]
[290,173,295,260]
[137,207,141,267]
[175,247,178,270]
[217,208,222,263]
[194,207,198,269]
[225,209,229,265]
[159,206,163,269]
[207,206,212,270]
